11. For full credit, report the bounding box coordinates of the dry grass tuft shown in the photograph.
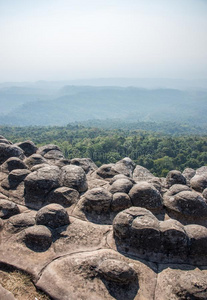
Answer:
[0,263,50,300]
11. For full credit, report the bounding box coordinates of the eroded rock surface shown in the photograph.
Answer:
[0,135,207,300]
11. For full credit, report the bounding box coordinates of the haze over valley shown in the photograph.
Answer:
[0,79,206,127]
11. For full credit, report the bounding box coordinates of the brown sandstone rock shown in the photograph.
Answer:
[0,284,16,300]
[97,258,137,284]
[0,144,25,165]
[60,165,88,192]
[24,154,48,169]
[1,169,30,189]
[5,212,36,233]
[46,186,79,207]
[111,192,132,212]
[133,165,155,181]
[70,157,98,173]
[155,267,207,300]
[166,170,186,187]
[0,199,20,219]
[24,166,61,208]
[190,174,207,192]
[129,182,163,211]
[23,225,52,251]
[15,140,37,157]
[165,190,207,219]
[96,163,120,179]
[80,187,112,214]
[109,178,133,194]
[1,136,207,300]
[36,204,70,228]
[113,157,136,177]
[0,157,27,174]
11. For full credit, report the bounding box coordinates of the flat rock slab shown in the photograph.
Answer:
[0,217,111,280]
[154,265,207,300]
[0,284,16,300]
[37,249,157,300]
[52,217,111,256]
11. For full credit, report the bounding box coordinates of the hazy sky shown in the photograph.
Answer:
[0,0,207,81]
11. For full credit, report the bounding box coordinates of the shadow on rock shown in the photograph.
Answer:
[23,225,52,252]
[96,258,139,300]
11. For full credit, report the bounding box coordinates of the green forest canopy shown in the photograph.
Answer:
[1,123,207,177]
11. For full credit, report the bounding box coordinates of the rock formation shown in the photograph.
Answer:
[0,136,207,299]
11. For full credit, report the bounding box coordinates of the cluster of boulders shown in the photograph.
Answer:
[0,135,207,300]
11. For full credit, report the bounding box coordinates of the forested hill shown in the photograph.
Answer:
[1,125,207,177]
[0,85,206,126]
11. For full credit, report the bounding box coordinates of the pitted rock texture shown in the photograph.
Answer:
[35,204,70,228]
[96,163,120,179]
[113,206,207,264]
[46,186,79,207]
[70,157,98,173]
[113,157,136,177]
[24,153,48,169]
[109,178,133,194]
[16,140,37,157]
[0,144,25,165]
[133,164,156,181]
[166,170,186,187]
[76,187,112,218]
[164,190,207,219]
[4,212,36,233]
[190,174,207,192]
[1,169,30,190]
[23,225,53,251]
[111,192,132,212]
[0,157,27,174]
[24,165,61,208]
[129,182,163,211]
[37,144,64,161]
[0,199,20,219]
[60,165,88,192]
[96,258,137,284]
[1,136,207,300]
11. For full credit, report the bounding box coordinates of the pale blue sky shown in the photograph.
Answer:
[0,0,207,81]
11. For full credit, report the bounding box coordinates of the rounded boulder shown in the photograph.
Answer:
[190,174,207,193]
[24,166,61,207]
[97,259,137,284]
[47,186,79,207]
[113,207,160,252]
[81,187,112,214]
[36,204,70,228]
[167,191,207,218]
[24,154,48,169]
[0,144,25,165]
[60,165,88,193]
[111,192,132,212]
[185,224,207,264]
[16,140,37,157]
[0,199,20,219]
[109,178,133,194]
[166,170,186,187]
[0,157,27,173]
[129,182,163,210]
[23,225,52,251]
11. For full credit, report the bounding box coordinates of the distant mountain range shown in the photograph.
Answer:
[1,78,207,89]
[0,83,207,127]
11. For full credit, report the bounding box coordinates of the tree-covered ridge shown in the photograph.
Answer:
[1,124,207,177]
[0,86,207,126]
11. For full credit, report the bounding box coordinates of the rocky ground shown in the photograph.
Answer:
[0,135,207,300]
